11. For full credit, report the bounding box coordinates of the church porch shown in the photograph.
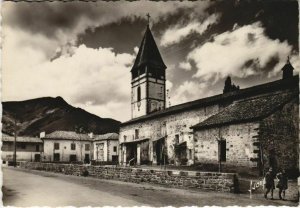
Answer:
[120,138,150,166]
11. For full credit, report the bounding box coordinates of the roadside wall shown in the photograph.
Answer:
[20,162,238,193]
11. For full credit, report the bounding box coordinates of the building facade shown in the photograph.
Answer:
[2,133,43,163]
[41,131,93,163]
[119,24,299,176]
[191,88,298,176]
[93,133,119,163]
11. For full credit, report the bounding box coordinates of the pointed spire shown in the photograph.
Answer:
[146,13,150,26]
[131,22,166,73]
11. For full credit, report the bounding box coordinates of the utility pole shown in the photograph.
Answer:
[218,140,222,173]
[13,115,17,167]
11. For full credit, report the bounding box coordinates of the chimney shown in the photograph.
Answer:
[88,132,94,139]
[223,76,239,93]
[40,132,45,138]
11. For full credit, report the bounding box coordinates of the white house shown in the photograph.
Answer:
[93,133,119,163]
[41,131,93,163]
[1,133,43,163]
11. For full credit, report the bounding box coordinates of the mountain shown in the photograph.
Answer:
[2,96,121,136]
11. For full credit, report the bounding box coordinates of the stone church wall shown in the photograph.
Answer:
[193,98,298,177]
[120,104,220,165]
[194,122,259,169]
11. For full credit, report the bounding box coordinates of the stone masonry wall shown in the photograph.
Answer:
[194,123,259,169]
[20,162,238,193]
[120,104,220,164]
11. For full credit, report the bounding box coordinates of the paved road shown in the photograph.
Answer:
[2,167,299,207]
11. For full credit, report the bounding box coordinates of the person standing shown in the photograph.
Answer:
[264,167,275,199]
[276,169,288,200]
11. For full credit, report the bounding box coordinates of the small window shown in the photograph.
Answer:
[53,153,60,161]
[175,134,179,144]
[36,145,40,152]
[54,143,59,150]
[113,146,117,152]
[70,155,77,162]
[220,140,226,162]
[85,144,90,151]
[71,143,76,150]
[135,129,139,139]
[123,135,127,142]
[137,86,141,102]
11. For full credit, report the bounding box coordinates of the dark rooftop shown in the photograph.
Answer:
[43,131,93,141]
[191,91,297,130]
[2,134,43,143]
[94,133,119,141]
[121,75,298,126]
[131,25,166,72]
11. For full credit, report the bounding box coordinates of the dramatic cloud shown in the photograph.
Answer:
[2,1,298,122]
[2,39,135,121]
[3,1,210,57]
[2,1,211,122]
[186,22,295,81]
[160,14,220,47]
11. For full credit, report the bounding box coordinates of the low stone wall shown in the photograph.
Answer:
[19,162,239,193]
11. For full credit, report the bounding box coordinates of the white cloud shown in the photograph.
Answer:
[160,14,220,47]
[3,1,211,59]
[186,22,295,81]
[169,81,214,106]
[2,1,214,122]
[2,30,134,121]
[179,61,192,71]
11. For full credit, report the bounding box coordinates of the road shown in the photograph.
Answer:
[2,167,299,207]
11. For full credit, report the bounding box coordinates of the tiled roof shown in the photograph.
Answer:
[191,91,297,130]
[131,25,166,72]
[121,75,298,126]
[2,134,43,143]
[44,131,92,141]
[94,133,119,141]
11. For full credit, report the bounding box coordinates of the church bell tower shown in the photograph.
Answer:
[131,19,167,119]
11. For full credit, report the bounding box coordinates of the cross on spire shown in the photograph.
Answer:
[146,13,150,25]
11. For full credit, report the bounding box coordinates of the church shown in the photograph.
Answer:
[118,23,299,177]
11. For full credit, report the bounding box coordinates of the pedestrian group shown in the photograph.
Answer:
[264,167,288,200]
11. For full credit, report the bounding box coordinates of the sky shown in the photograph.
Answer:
[2,0,299,122]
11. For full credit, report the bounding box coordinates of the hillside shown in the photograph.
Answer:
[2,96,121,136]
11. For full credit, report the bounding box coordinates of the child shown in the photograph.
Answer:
[264,167,275,199]
[276,169,288,200]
